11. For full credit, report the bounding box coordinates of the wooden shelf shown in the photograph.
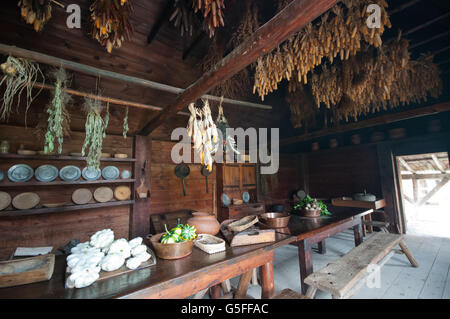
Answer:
[0,154,136,162]
[0,200,135,217]
[0,179,135,187]
[331,197,386,210]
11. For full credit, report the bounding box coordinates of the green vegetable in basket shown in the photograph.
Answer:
[180,224,197,241]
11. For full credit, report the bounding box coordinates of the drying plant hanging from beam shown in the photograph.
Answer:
[89,0,134,53]
[253,0,391,100]
[18,0,53,32]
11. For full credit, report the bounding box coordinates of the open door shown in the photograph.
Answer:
[395,152,450,237]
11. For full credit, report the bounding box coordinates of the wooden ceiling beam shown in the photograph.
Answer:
[138,0,341,135]
[280,101,450,146]
[410,30,450,50]
[404,12,450,37]
[147,0,174,45]
[388,0,422,15]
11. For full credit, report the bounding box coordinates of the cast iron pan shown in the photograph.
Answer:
[201,166,213,194]
[175,164,190,196]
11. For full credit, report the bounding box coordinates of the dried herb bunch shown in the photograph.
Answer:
[82,97,109,169]
[18,0,52,32]
[44,67,72,154]
[253,0,391,100]
[230,0,259,48]
[0,56,43,122]
[193,0,225,38]
[310,37,442,122]
[90,0,134,53]
[123,106,129,138]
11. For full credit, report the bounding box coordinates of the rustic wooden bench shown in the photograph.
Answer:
[304,232,418,299]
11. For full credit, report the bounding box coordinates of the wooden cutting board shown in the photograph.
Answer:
[72,188,93,205]
[94,187,113,203]
[114,186,131,201]
[220,219,276,247]
[12,192,40,210]
[0,192,12,211]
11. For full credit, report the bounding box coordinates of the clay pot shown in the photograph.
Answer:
[187,212,220,236]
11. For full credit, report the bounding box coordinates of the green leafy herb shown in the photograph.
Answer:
[293,195,331,216]
[82,96,109,169]
[123,107,129,138]
[44,67,71,154]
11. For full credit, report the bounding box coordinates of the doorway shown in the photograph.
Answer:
[396,152,450,238]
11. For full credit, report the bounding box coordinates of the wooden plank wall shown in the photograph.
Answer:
[306,144,382,199]
[0,125,132,259]
[150,140,216,216]
[259,154,300,207]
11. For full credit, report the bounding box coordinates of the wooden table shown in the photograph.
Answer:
[0,233,295,299]
[269,206,374,294]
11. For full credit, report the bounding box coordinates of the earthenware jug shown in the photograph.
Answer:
[0,140,9,154]
[187,212,220,236]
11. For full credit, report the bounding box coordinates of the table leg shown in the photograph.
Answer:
[318,240,326,254]
[260,261,275,299]
[209,284,222,299]
[235,270,253,299]
[367,214,374,233]
[362,216,367,237]
[353,224,363,246]
[298,239,313,295]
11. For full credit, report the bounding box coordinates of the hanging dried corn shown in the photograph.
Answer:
[193,0,225,38]
[18,0,52,32]
[310,36,442,122]
[286,82,316,129]
[170,0,196,37]
[89,0,134,53]
[253,0,391,100]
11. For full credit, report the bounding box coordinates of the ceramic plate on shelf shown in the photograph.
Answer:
[8,164,34,182]
[120,170,131,179]
[35,165,59,182]
[82,167,101,181]
[221,194,230,207]
[59,165,81,182]
[102,166,120,180]
[242,192,250,203]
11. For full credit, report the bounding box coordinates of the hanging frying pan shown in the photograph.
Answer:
[201,166,213,194]
[175,164,190,196]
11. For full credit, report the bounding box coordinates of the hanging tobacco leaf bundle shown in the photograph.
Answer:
[90,0,134,53]
[253,0,391,100]
[18,0,52,32]
[193,0,225,38]
[82,97,109,169]
[0,56,43,123]
[44,67,72,154]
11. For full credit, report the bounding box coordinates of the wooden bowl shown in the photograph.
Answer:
[148,233,194,260]
[259,212,291,228]
[300,209,322,218]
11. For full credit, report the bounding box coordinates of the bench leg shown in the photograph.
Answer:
[366,214,374,233]
[221,280,232,294]
[362,216,367,237]
[399,241,419,267]
[209,284,222,299]
[251,268,259,286]
[353,224,363,246]
[318,240,326,254]
[305,286,317,299]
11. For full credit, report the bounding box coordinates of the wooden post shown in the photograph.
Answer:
[235,270,254,299]
[298,239,313,295]
[130,135,152,238]
[353,224,363,246]
[318,240,326,254]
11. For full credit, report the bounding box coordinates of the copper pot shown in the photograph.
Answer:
[300,209,321,218]
[148,233,194,260]
[187,212,220,236]
[259,212,291,228]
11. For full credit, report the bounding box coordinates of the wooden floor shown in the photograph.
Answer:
[230,230,450,299]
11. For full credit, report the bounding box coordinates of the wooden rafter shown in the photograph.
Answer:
[398,158,415,174]
[431,154,446,172]
[280,101,450,146]
[417,177,449,206]
[404,12,450,37]
[388,0,421,15]
[138,0,342,136]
